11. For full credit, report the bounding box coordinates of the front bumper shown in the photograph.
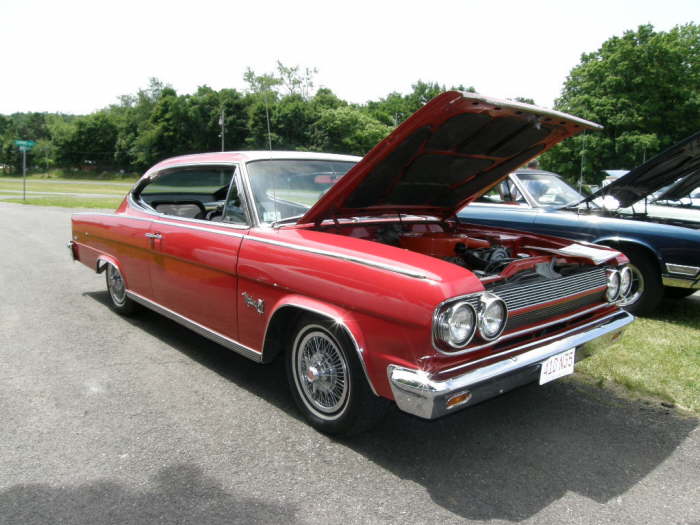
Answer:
[388,309,633,419]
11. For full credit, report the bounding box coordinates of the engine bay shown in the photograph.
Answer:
[317,220,610,285]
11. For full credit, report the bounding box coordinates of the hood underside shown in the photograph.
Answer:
[300,91,601,224]
[585,131,700,208]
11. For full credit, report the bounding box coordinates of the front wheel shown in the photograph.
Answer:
[616,247,662,316]
[286,317,388,435]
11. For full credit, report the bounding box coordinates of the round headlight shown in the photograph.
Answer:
[619,266,633,298]
[606,269,621,302]
[478,293,507,341]
[435,302,476,349]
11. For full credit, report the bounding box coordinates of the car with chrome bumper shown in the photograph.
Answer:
[460,168,700,315]
[69,92,634,434]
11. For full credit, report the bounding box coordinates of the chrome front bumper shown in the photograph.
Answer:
[388,310,634,420]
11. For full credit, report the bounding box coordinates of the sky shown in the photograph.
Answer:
[1,0,698,115]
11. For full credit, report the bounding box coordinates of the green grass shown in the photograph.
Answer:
[0,179,131,195]
[1,170,140,181]
[578,295,700,414]
[1,196,123,208]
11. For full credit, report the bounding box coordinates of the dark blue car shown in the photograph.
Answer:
[459,168,700,314]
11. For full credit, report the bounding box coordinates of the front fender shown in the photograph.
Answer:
[593,235,665,266]
[264,295,379,395]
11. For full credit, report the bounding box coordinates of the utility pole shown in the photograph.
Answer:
[219,108,225,152]
[22,148,27,201]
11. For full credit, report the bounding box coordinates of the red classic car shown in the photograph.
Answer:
[69,92,635,435]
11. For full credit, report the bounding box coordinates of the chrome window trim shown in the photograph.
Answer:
[263,303,378,396]
[127,193,249,233]
[125,290,262,362]
[129,164,253,229]
[436,307,623,377]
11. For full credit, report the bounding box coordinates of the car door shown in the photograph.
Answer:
[138,165,251,341]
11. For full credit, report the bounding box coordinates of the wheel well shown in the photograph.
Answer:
[596,240,661,274]
[261,306,306,364]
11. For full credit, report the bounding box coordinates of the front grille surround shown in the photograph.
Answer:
[434,267,610,356]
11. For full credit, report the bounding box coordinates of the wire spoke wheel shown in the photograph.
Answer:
[106,265,126,306]
[293,327,349,418]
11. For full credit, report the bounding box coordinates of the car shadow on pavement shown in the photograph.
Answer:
[83,290,698,522]
[0,463,298,525]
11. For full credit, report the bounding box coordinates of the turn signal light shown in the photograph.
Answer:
[446,391,472,409]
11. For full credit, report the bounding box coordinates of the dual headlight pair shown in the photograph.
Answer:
[606,266,633,302]
[434,292,507,351]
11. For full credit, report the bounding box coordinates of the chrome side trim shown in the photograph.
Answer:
[665,263,700,277]
[388,310,633,419]
[244,235,432,280]
[125,290,263,363]
[438,307,621,376]
[152,218,246,238]
[262,303,379,396]
[662,275,700,290]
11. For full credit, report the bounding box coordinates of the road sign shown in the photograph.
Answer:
[15,140,36,150]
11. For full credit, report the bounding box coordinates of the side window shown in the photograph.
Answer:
[478,181,511,204]
[138,167,234,220]
[221,174,249,225]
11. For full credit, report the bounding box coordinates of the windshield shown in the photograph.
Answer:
[246,159,356,224]
[518,172,586,207]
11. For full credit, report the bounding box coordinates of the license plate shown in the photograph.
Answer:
[539,348,576,385]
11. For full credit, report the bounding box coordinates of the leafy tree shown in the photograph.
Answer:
[541,23,700,181]
[310,106,392,155]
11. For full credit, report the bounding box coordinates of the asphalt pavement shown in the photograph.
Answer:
[0,202,698,525]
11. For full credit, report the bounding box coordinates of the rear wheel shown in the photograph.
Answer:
[286,317,388,435]
[616,247,662,316]
[105,263,137,315]
[664,287,697,299]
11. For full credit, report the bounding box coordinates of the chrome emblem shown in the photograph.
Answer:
[242,292,265,315]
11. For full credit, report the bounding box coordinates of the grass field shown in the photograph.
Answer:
[578,294,699,414]
[1,196,125,208]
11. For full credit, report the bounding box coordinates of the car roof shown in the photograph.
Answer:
[143,151,362,177]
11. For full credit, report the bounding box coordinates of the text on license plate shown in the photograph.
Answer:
[539,348,576,385]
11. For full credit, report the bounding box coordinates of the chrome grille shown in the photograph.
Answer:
[462,268,607,312]
[492,268,607,311]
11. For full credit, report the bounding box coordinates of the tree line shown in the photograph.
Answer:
[1,23,698,182]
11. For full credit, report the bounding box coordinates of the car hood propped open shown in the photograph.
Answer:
[299,91,602,224]
[584,131,700,208]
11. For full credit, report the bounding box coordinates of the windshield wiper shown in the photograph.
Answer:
[270,214,305,228]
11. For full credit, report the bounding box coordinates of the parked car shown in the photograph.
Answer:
[459,168,700,314]
[591,132,700,227]
[69,92,634,435]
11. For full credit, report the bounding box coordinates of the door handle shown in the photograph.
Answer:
[144,232,162,239]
